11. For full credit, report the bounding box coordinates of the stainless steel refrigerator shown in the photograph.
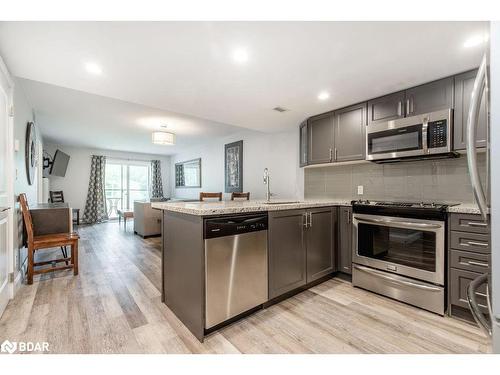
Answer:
[466,22,500,352]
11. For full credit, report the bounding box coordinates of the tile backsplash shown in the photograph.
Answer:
[304,154,487,204]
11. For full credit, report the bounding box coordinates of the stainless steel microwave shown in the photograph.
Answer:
[366,109,454,162]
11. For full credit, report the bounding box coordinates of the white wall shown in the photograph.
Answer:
[43,143,171,211]
[171,129,303,200]
[12,78,42,280]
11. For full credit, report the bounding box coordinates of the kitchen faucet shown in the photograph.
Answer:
[263,168,272,202]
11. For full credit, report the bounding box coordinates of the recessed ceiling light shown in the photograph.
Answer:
[232,48,249,64]
[85,62,103,75]
[463,34,489,48]
[318,91,330,101]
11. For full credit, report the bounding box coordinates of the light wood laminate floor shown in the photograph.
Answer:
[0,222,491,354]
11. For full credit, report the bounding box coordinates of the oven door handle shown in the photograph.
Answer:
[353,265,442,291]
[354,217,442,230]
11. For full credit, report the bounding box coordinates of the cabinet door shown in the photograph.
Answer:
[268,209,307,299]
[338,207,352,274]
[334,103,367,162]
[405,77,454,116]
[453,69,487,150]
[306,207,336,283]
[299,120,308,167]
[308,112,334,164]
[367,91,405,126]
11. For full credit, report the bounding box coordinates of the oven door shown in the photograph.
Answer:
[352,213,445,285]
[366,123,424,161]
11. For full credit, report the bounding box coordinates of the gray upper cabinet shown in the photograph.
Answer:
[268,209,307,299]
[453,69,487,150]
[308,112,334,164]
[334,103,367,162]
[338,207,352,274]
[299,120,308,167]
[367,91,405,126]
[306,207,336,283]
[405,77,454,116]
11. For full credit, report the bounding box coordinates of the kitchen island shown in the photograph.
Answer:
[152,199,347,341]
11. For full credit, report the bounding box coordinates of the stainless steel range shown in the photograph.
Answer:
[351,200,455,315]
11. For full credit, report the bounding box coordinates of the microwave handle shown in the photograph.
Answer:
[466,54,488,222]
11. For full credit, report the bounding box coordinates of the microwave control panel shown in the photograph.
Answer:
[428,119,448,148]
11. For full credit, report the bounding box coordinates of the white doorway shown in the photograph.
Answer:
[0,59,14,318]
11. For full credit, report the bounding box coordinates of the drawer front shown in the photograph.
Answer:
[450,231,490,254]
[449,268,489,313]
[449,250,490,273]
[450,214,490,234]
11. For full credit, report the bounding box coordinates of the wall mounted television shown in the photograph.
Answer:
[50,149,70,177]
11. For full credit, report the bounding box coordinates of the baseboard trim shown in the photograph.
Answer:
[13,270,23,296]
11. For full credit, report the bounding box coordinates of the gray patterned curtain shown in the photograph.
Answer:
[151,160,163,198]
[82,155,108,224]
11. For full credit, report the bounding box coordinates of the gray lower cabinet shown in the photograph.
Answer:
[334,103,367,161]
[367,91,405,126]
[453,69,488,150]
[448,213,491,320]
[268,207,337,299]
[268,209,307,299]
[308,112,334,164]
[306,207,336,282]
[405,77,454,116]
[338,207,352,274]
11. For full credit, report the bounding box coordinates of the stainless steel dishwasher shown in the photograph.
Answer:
[204,214,268,329]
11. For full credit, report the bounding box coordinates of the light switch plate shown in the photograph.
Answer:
[357,185,364,195]
[14,139,20,152]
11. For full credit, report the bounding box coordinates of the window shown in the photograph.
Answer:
[105,160,150,219]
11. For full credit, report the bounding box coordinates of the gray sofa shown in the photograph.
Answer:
[133,201,163,237]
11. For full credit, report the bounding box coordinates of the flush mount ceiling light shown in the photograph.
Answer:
[232,48,249,64]
[152,131,175,145]
[85,62,103,75]
[463,34,489,48]
[317,91,330,101]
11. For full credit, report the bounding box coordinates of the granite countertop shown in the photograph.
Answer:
[151,199,352,216]
[447,203,485,215]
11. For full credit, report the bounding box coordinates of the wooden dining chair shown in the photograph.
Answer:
[19,193,79,285]
[231,192,250,200]
[199,192,223,201]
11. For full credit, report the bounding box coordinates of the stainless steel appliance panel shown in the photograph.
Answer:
[352,213,445,285]
[353,264,445,315]
[366,108,452,161]
[205,230,268,329]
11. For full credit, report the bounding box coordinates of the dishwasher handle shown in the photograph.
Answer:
[205,214,268,239]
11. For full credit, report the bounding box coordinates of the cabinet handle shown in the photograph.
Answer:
[346,210,351,224]
[309,212,313,228]
[329,148,333,162]
[303,213,308,228]
[410,96,414,114]
[466,241,489,247]
[468,261,489,268]
[468,222,488,227]
[406,99,410,115]
[334,148,338,161]
[397,101,402,116]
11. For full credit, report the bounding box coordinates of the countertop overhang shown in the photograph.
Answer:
[151,199,352,216]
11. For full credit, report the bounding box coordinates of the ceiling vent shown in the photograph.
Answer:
[272,106,289,113]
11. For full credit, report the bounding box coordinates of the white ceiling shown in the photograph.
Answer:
[0,21,489,152]
[17,78,243,154]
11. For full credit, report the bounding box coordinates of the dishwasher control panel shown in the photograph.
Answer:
[204,214,268,239]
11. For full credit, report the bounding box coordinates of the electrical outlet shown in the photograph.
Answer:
[357,185,364,195]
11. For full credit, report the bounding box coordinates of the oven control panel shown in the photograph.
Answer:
[428,119,448,148]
